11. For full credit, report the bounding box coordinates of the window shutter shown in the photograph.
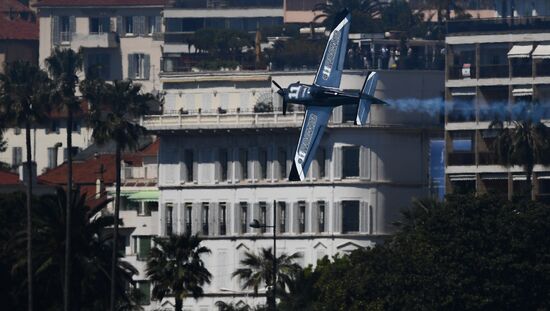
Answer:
[228,148,235,183]
[233,202,241,234]
[311,201,319,233]
[359,146,370,180]
[250,147,258,182]
[127,54,135,79]
[192,151,198,183]
[333,201,341,233]
[214,149,221,183]
[266,201,273,233]
[69,16,76,35]
[267,146,274,181]
[139,16,147,36]
[179,159,187,183]
[116,16,125,35]
[52,16,60,45]
[192,202,200,234]
[209,202,217,236]
[333,146,342,180]
[331,106,343,123]
[132,16,140,34]
[154,16,161,33]
[234,149,241,182]
[359,201,368,232]
[144,54,151,80]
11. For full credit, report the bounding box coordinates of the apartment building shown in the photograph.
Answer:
[140,68,444,310]
[0,0,38,72]
[444,6,550,202]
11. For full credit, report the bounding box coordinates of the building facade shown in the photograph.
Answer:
[444,10,550,201]
[142,69,444,310]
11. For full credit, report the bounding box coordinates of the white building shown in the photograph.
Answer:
[141,69,444,310]
[1,0,165,173]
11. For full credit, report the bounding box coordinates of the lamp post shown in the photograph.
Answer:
[249,200,277,311]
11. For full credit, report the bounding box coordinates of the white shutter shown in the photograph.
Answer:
[359,201,368,233]
[333,201,341,233]
[144,54,151,80]
[311,201,319,233]
[251,147,259,182]
[359,146,370,180]
[266,201,273,233]
[214,149,221,183]
[233,202,241,234]
[292,202,299,234]
[127,54,135,79]
[331,106,343,123]
[192,150,198,183]
[333,146,342,180]
[192,202,200,234]
[52,16,60,45]
[267,145,274,181]
[252,202,260,234]
[208,203,216,236]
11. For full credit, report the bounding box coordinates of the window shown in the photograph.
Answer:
[125,16,134,34]
[219,149,228,181]
[278,201,286,233]
[86,53,111,80]
[12,147,22,167]
[138,202,152,216]
[185,203,192,234]
[298,201,306,233]
[48,120,60,134]
[165,203,173,235]
[259,148,267,179]
[342,103,358,123]
[184,149,194,182]
[133,236,152,261]
[240,202,248,234]
[239,149,248,180]
[127,200,139,212]
[278,148,287,179]
[136,281,151,305]
[147,16,161,34]
[260,202,267,233]
[318,201,325,232]
[202,203,209,236]
[342,146,360,178]
[128,53,150,80]
[72,120,81,133]
[219,203,227,236]
[316,148,325,178]
[60,16,71,42]
[47,147,58,169]
[63,147,79,161]
[89,16,110,34]
[342,201,360,233]
[14,127,20,135]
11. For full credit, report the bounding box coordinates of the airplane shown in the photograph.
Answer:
[271,9,387,182]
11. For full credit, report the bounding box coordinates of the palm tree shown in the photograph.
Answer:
[12,188,139,310]
[80,78,153,311]
[0,60,52,311]
[232,247,302,310]
[313,0,384,33]
[45,47,83,311]
[491,118,550,199]
[146,233,212,311]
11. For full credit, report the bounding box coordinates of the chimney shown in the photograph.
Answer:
[18,162,37,185]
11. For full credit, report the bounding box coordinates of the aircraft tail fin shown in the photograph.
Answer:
[356,71,379,126]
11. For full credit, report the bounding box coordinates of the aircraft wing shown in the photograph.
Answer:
[289,105,332,181]
[313,10,351,89]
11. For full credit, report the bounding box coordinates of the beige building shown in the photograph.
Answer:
[444,7,550,202]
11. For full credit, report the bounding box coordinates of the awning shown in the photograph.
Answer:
[127,191,159,202]
[538,174,550,180]
[513,175,527,181]
[532,44,550,59]
[451,88,476,97]
[481,173,507,180]
[507,44,533,58]
[512,88,533,97]
[449,174,475,181]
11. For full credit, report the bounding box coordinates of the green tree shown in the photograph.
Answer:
[491,117,550,199]
[80,78,152,311]
[0,60,52,311]
[10,188,139,310]
[146,233,212,311]
[45,47,83,311]
[232,247,301,310]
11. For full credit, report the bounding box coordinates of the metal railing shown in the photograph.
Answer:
[512,64,532,77]
[448,65,476,80]
[479,64,509,79]
[447,152,475,166]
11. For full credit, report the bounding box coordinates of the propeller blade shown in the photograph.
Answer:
[272,80,283,91]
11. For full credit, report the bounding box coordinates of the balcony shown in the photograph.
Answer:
[478,64,508,79]
[536,61,550,77]
[511,64,532,78]
[448,65,476,80]
[447,152,475,166]
[71,32,119,49]
[142,111,304,131]
[478,152,498,165]
[170,0,283,8]
[447,17,550,35]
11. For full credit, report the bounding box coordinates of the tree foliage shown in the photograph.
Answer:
[281,195,550,310]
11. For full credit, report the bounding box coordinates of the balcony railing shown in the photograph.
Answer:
[512,64,532,77]
[478,152,498,165]
[71,32,119,49]
[536,62,550,77]
[447,152,475,166]
[142,111,305,131]
[170,0,283,8]
[479,64,509,78]
[447,17,550,35]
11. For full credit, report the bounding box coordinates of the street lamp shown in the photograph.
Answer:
[249,200,277,311]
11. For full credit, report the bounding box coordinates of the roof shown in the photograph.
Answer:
[0,0,31,13]
[140,139,159,157]
[35,0,166,7]
[0,170,21,185]
[0,17,38,41]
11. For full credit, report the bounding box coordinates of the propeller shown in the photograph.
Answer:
[272,80,288,115]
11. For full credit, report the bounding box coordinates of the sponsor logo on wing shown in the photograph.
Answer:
[297,113,318,164]
[322,29,341,80]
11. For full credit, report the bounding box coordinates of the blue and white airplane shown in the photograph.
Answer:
[271,9,386,181]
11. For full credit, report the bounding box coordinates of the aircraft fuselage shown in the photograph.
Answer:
[284,83,360,107]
